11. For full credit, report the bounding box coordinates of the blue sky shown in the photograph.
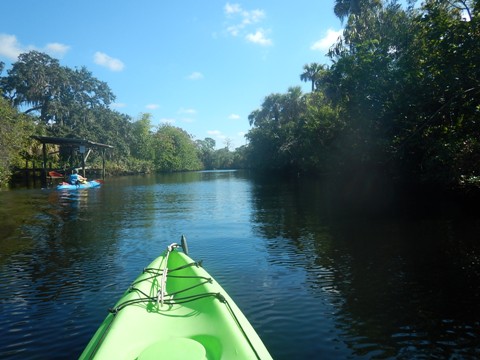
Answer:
[1,1,342,149]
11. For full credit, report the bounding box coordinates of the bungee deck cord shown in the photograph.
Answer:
[105,243,262,359]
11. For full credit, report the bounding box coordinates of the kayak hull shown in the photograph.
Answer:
[56,180,101,190]
[80,246,272,360]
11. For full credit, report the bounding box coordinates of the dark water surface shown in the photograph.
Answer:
[1,171,479,359]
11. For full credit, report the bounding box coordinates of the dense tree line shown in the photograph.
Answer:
[246,0,480,188]
[1,0,479,190]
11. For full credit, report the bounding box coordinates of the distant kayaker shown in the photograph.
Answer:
[69,169,86,185]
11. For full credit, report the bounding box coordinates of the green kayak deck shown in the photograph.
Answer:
[80,242,272,359]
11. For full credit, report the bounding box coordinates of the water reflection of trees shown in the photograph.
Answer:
[250,176,480,358]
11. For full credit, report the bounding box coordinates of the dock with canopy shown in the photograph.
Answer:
[31,136,113,186]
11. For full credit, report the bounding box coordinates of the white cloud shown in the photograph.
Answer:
[311,29,343,52]
[0,34,22,60]
[245,9,265,25]
[0,33,70,61]
[94,51,125,71]
[224,2,265,23]
[225,3,242,15]
[246,29,272,46]
[146,104,160,110]
[187,71,204,80]
[45,42,70,57]
[226,25,241,37]
[224,3,270,45]
[228,113,241,120]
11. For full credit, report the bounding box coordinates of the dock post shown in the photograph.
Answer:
[41,143,47,187]
[102,149,106,179]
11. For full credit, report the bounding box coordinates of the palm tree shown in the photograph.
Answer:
[333,0,381,23]
[300,63,325,92]
[334,0,359,22]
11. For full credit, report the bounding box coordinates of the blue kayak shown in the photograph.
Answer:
[56,180,102,190]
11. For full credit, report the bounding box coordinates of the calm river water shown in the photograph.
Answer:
[1,170,479,359]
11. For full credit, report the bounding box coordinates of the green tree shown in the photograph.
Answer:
[300,63,326,92]
[1,51,115,126]
[326,0,480,185]
[232,145,248,169]
[326,2,413,170]
[212,148,234,169]
[390,0,480,184]
[195,137,216,169]
[153,125,202,172]
[131,113,155,161]
[0,98,37,186]
[297,91,343,173]
[334,0,382,22]
[247,87,307,172]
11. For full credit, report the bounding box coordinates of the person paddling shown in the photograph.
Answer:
[69,169,86,185]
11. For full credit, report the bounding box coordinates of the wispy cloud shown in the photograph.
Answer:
[0,33,70,61]
[178,108,197,115]
[111,102,127,109]
[146,104,160,110]
[223,3,272,46]
[94,51,125,71]
[228,113,241,120]
[187,71,204,80]
[224,3,242,15]
[311,29,342,52]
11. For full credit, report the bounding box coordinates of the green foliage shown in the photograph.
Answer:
[0,98,37,186]
[247,87,305,172]
[195,137,245,170]
[1,51,114,126]
[246,0,479,188]
[153,125,202,172]
[333,0,382,23]
[300,63,327,92]
[105,157,154,175]
[389,0,480,184]
[131,113,155,161]
[246,87,343,174]
[195,137,216,169]
[232,145,248,169]
[211,147,235,169]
